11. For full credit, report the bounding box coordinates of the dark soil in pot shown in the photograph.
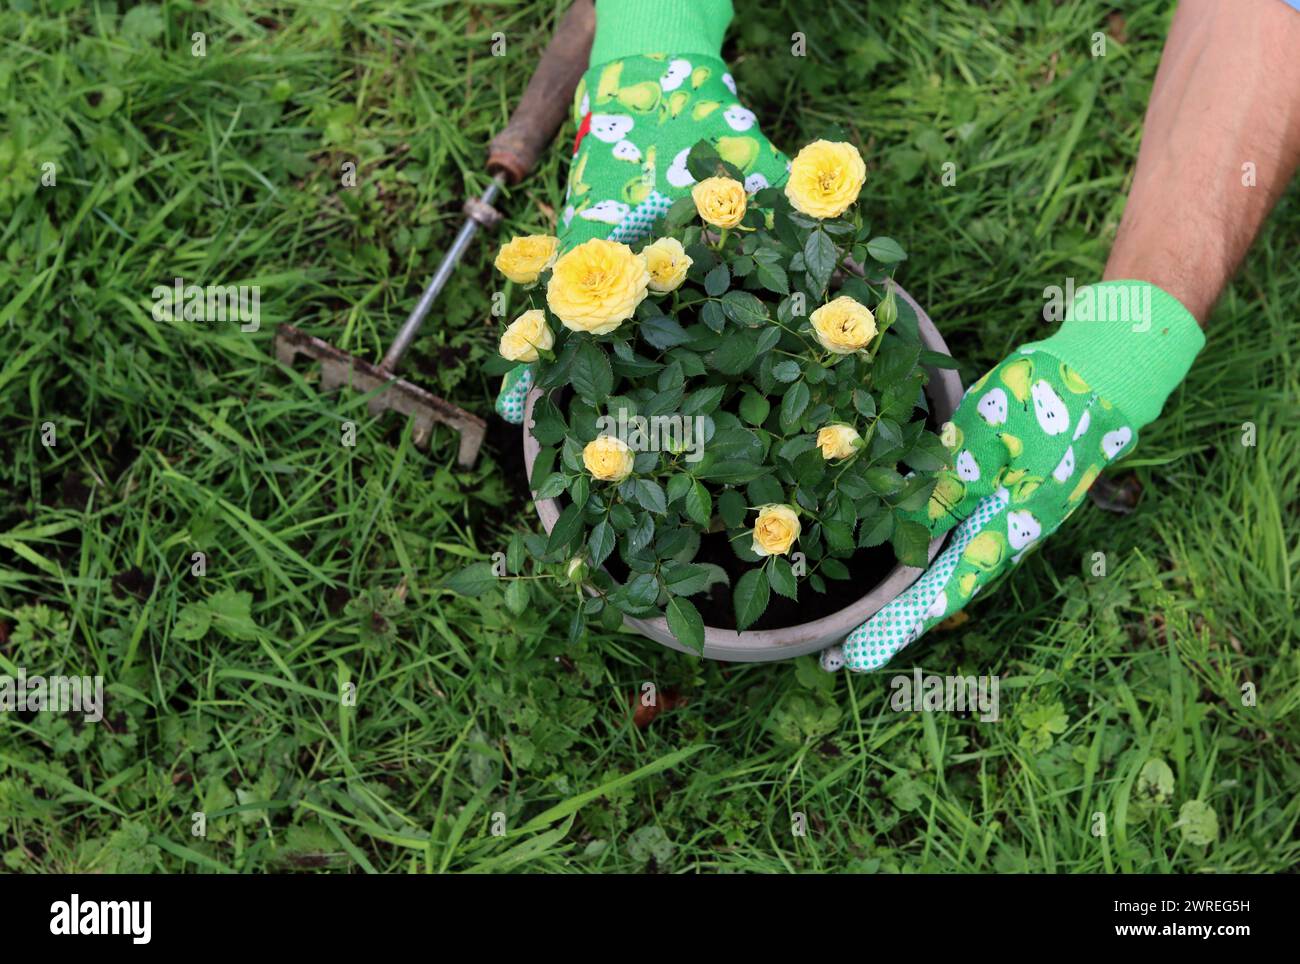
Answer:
[652,529,897,632]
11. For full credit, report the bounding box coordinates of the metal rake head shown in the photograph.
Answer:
[274,324,486,468]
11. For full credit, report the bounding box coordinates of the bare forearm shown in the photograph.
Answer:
[1104,0,1300,324]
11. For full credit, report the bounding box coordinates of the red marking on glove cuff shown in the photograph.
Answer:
[573,112,592,156]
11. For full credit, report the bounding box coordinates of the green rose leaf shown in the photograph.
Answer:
[874,417,904,451]
[772,359,801,383]
[803,229,838,295]
[733,567,771,632]
[718,489,748,529]
[685,481,712,527]
[704,264,731,297]
[720,290,769,327]
[708,328,761,375]
[682,383,725,415]
[666,473,692,504]
[641,316,692,350]
[779,381,811,432]
[866,236,907,264]
[755,260,789,296]
[635,478,668,516]
[663,562,711,596]
[857,503,894,547]
[768,556,798,600]
[666,595,706,654]
[686,140,725,180]
[623,572,660,610]
[664,195,698,230]
[588,519,616,567]
[738,389,771,426]
[443,562,499,598]
[571,340,613,402]
[891,518,931,568]
[503,579,530,616]
[865,465,906,495]
[701,300,726,332]
[628,511,655,554]
[546,503,585,556]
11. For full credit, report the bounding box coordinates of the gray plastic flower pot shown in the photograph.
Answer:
[522,277,964,662]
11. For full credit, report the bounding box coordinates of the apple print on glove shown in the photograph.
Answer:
[1101,427,1133,459]
[723,105,757,132]
[666,147,695,188]
[1072,408,1091,441]
[589,115,634,144]
[659,59,691,91]
[1052,445,1075,482]
[1006,510,1042,551]
[1031,380,1070,436]
[925,590,948,621]
[956,450,981,482]
[977,387,1009,426]
[745,172,769,193]
[612,140,641,163]
[579,199,630,224]
[820,645,845,672]
[721,72,737,95]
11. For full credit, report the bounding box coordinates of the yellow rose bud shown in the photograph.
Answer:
[493,234,559,285]
[810,295,877,354]
[498,309,554,363]
[582,434,635,483]
[817,424,862,461]
[691,176,747,229]
[546,238,650,335]
[566,557,587,583]
[642,237,693,294]
[751,504,801,558]
[784,140,866,219]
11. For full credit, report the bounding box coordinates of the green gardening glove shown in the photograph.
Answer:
[495,0,790,423]
[821,280,1206,673]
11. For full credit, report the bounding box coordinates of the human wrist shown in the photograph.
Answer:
[590,0,734,64]
[1103,205,1229,324]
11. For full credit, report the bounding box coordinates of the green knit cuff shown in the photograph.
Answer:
[590,0,734,64]
[1022,280,1204,428]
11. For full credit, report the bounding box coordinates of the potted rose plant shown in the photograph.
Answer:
[462,138,963,660]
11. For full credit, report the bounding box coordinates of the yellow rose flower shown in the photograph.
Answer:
[784,140,866,219]
[582,434,635,483]
[751,504,801,558]
[493,234,559,285]
[498,309,554,363]
[810,296,877,354]
[642,237,693,293]
[546,238,650,335]
[691,176,747,229]
[817,424,862,461]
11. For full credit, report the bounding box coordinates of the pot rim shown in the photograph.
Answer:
[521,275,964,662]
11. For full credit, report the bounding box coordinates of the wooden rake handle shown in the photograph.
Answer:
[487,0,595,184]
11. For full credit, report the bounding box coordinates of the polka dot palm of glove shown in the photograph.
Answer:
[821,281,1206,673]
[495,0,789,424]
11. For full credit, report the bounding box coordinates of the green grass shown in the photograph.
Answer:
[1,0,1296,873]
